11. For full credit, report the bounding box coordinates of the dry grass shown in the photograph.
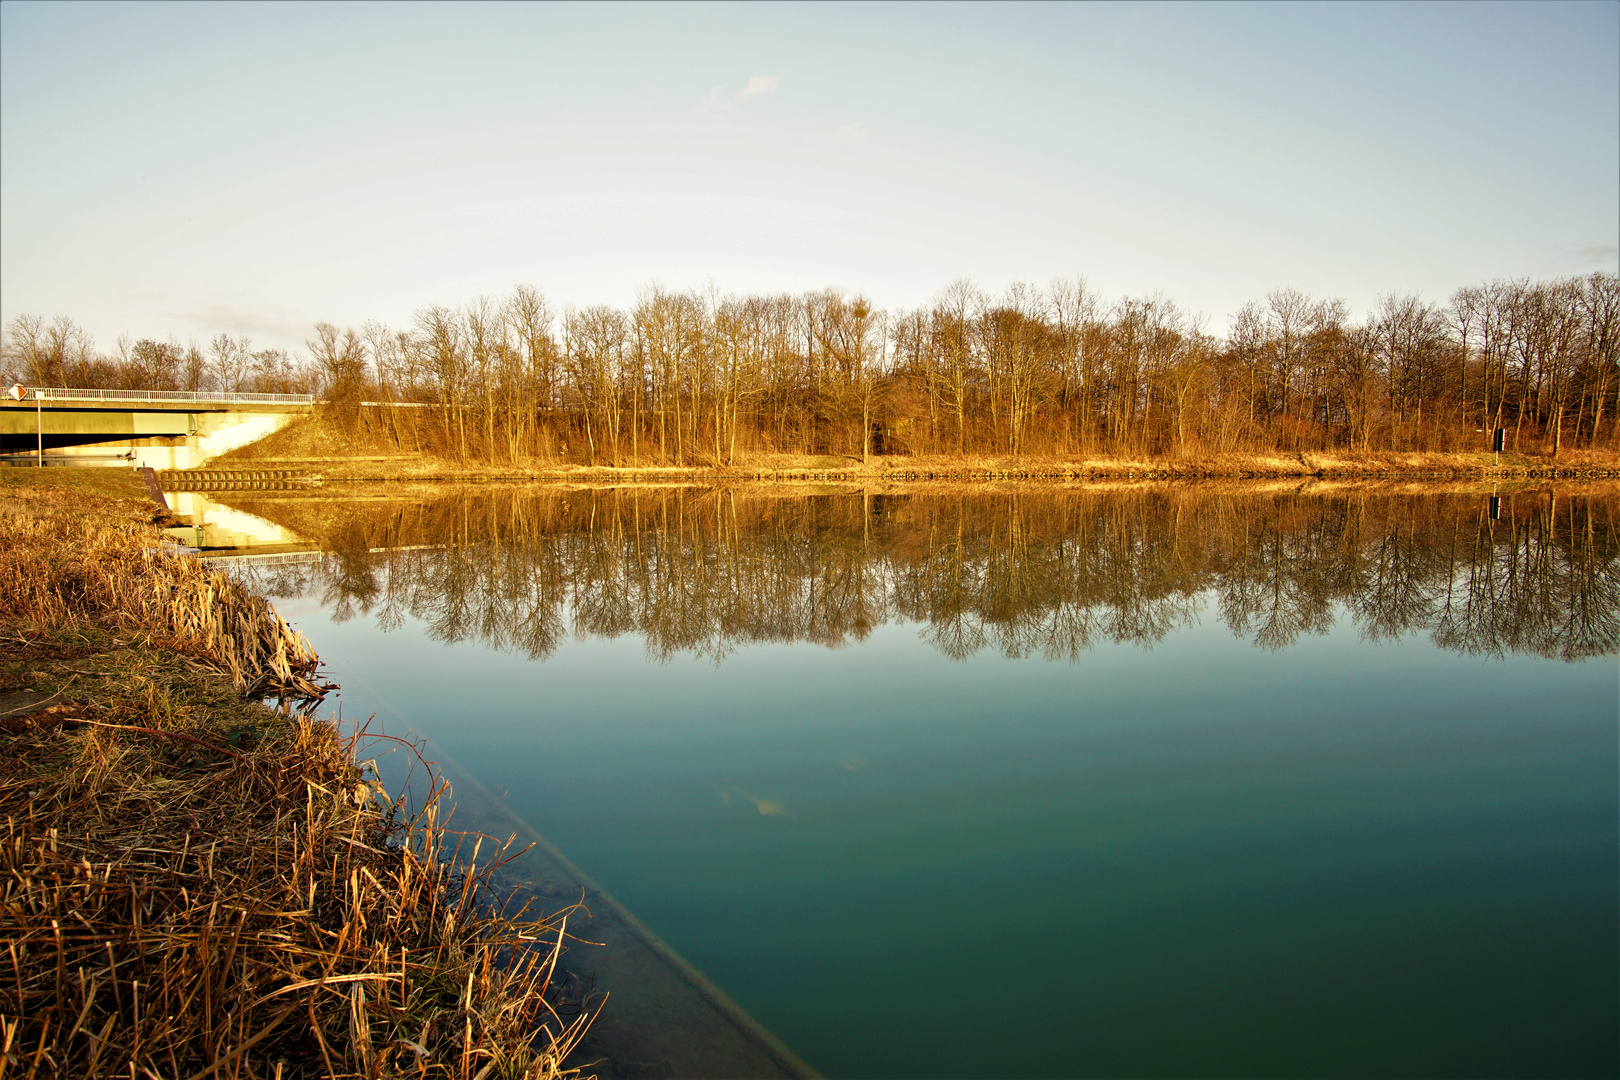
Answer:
[0,484,598,1078]
[0,485,327,703]
[214,417,1620,483]
[0,469,147,501]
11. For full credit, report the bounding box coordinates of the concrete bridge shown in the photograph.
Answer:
[2,386,314,469]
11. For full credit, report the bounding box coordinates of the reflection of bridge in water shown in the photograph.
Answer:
[1,386,313,469]
[160,491,314,553]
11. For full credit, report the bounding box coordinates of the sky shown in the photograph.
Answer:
[2,0,1617,354]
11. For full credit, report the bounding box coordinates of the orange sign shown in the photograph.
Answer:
[7,384,25,401]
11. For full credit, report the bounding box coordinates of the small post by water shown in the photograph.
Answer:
[1492,427,1505,468]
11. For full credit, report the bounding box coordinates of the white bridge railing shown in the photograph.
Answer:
[14,387,315,406]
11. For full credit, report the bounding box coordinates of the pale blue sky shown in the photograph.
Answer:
[2,1,1616,352]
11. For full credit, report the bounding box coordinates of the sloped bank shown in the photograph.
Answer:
[210,428,1620,485]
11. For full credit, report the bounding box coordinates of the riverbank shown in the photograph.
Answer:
[0,477,595,1078]
[210,419,1620,483]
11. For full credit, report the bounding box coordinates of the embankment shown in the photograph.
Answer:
[210,416,1620,483]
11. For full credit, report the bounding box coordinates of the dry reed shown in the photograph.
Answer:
[0,487,328,704]
[0,483,598,1078]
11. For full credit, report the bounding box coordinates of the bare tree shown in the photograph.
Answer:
[504,285,558,460]
[209,333,253,394]
[1577,273,1620,447]
[414,305,467,457]
[1265,286,1313,432]
[307,322,369,429]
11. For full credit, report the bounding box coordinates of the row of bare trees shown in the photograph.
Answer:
[0,318,310,398]
[5,273,1617,461]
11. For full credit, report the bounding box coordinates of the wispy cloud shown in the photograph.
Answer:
[1557,244,1620,273]
[831,122,868,144]
[702,74,782,112]
[159,299,312,346]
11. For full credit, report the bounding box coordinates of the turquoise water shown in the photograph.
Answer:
[234,487,1618,1078]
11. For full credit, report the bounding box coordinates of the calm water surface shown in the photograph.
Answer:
[224,484,1617,1078]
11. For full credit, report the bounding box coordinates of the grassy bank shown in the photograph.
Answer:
[0,480,595,1078]
[214,414,1620,484]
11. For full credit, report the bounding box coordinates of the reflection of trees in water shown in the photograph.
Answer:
[229,487,1620,665]
[1429,494,1620,661]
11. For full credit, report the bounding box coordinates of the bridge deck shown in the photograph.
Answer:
[12,387,314,408]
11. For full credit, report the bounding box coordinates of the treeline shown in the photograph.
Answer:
[1,319,309,396]
[225,487,1620,664]
[6,273,1618,462]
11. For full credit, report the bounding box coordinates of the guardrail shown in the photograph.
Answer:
[13,387,315,406]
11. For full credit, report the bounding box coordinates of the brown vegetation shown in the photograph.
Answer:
[1,488,328,703]
[211,416,1620,483]
[0,485,596,1078]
